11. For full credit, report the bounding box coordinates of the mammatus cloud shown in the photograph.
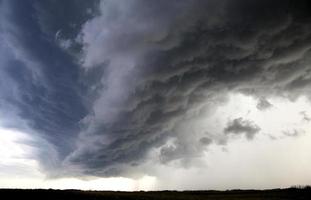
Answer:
[224,118,260,140]
[1,0,311,179]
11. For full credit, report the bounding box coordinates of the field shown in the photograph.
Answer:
[0,187,310,200]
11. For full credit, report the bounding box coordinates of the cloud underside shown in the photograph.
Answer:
[1,0,311,177]
[224,118,260,140]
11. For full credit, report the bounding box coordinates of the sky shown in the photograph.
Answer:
[1,0,311,191]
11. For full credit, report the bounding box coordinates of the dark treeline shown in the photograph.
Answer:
[0,187,311,200]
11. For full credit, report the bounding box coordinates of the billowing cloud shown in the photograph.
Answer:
[0,0,99,176]
[65,0,311,176]
[1,0,311,182]
[199,137,213,146]
[282,129,305,138]
[256,97,273,111]
[224,118,261,140]
[300,111,311,122]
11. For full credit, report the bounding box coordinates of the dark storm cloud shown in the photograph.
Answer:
[0,0,99,175]
[224,118,261,140]
[2,0,311,178]
[64,0,311,176]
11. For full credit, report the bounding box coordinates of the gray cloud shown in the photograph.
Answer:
[224,118,261,140]
[66,0,311,176]
[1,0,311,178]
[256,97,273,111]
[300,111,311,122]
[0,0,99,176]
[199,137,213,146]
[282,129,305,138]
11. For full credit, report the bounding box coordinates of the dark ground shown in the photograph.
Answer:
[0,187,310,200]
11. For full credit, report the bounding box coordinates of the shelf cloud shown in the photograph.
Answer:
[1,0,311,187]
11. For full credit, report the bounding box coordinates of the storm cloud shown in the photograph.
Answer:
[1,0,311,179]
[256,97,273,111]
[224,118,261,140]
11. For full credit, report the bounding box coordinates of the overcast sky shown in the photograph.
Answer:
[1,0,311,190]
